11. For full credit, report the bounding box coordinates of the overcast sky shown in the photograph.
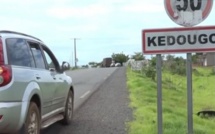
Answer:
[0,0,215,66]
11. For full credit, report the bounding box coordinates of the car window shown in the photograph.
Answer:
[28,41,46,69]
[6,38,35,67]
[43,49,56,70]
[42,45,62,72]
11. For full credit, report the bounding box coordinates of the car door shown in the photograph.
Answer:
[41,45,68,111]
[27,41,57,116]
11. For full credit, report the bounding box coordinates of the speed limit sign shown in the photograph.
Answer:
[164,0,213,27]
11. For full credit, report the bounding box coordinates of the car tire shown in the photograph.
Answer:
[22,102,41,134]
[61,90,73,125]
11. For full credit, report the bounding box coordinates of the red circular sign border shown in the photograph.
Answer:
[164,0,213,26]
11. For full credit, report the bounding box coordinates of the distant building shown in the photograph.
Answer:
[203,52,215,66]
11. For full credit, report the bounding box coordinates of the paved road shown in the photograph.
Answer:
[67,67,117,111]
[42,67,132,134]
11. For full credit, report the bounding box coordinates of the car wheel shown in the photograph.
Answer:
[23,102,40,134]
[62,90,73,125]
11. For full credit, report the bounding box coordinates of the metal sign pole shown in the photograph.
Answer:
[186,53,193,134]
[156,54,163,134]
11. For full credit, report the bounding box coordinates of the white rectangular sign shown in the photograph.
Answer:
[142,26,215,54]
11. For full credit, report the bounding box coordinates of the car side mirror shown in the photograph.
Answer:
[61,61,70,72]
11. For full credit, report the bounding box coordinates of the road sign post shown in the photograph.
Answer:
[156,54,163,134]
[164,0,213,133]
[142,0,213,133]
[187,53,193,133]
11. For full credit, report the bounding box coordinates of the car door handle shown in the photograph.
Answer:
[35,74,41,80]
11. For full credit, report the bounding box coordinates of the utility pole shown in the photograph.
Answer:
[71,38,80,68]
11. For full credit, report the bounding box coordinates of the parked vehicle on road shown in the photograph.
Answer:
[102,57,112,67]
[0,31,74,134]
[115,63,121,67]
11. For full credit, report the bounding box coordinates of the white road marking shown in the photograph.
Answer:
[80,91,91,99]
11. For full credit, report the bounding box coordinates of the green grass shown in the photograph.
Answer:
[127,67,215,134]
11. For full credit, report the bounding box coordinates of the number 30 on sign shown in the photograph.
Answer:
[164,0,213,27]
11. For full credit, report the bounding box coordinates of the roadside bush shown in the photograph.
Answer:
[165,56,186,76]
[142,57,156,81]
[174,64,186,76]
[142,66,156,81]
[193,68,203,76]
[211,67,215,75]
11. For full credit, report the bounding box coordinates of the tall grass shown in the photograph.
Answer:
[127,67,215,134]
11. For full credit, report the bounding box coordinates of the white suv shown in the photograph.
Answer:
[0,31,74,134]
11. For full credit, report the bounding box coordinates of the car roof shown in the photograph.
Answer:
[0,30,43,43]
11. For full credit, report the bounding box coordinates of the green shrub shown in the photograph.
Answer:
[210,67,215,75]
[142,57,156,81]
[193,68,203,76]
[142,66,156,81]
[165,56,186,76]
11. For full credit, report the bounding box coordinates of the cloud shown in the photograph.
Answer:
[0,0,70,6]
[46,4,112,19]
[0,0,44,6]
[0,17,44,32]
[56,24,99,34]
[121,0,164,13]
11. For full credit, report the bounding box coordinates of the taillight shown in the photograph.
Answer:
[0,38,4,65]
[0,115,3,121]
[0,65,12,87]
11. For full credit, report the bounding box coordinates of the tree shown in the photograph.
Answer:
[166,55,175,61]
[167,56,186,76]
[112,52,129,65]
[131,52,145,61]
[88,61,98,68]
[192,53,203,65]
[82,65,89,68]
[96,62,102,67]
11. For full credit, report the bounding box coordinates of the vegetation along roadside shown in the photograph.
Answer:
[127,55,215,134]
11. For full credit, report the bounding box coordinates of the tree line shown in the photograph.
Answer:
[86,52,145,68]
